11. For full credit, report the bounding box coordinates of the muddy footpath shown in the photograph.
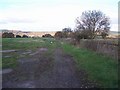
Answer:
[2,48,98,88]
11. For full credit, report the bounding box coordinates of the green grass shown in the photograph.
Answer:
[2,38,57,69]
[2,38,55,50]
[2,38,118,88]
[2,54,18,69]
[62,42,118,88]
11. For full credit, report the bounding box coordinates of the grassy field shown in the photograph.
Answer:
[2,38,56,50]
[2,38,56,69]
[62,42,118,88]
[2,38,118,88]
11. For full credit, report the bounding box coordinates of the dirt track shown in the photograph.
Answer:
[2,48,97,88]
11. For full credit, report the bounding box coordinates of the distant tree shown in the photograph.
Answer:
[72,30,82,42]
[75,10,110,39]
[16,35,21,38]
[62,27,72,38]
[42,34,54,38]
[22,34,28,38]
[101,32,108,39]
[9,33,14,38]
[2,32,14,38]
[54,31,63,38]
[2,32,8,38]
[42,35,45,37]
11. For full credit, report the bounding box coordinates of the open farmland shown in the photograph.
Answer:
[0,0,119,89]
[0,30,56,37]
[1,38,118,88]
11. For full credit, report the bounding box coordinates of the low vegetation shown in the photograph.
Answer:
[42,34,54,38]
[2,32,14,38]
[2,38,56,69]
[2,37,118,88]
[62,42,118,88]
[2,38,55,50]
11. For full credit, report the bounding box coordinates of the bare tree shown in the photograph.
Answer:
[75,10,110,39]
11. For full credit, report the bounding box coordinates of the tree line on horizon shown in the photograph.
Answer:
[2,10,110,40]
[55,10,110,41]
[2,32,29,38]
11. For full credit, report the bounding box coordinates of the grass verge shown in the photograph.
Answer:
[62,42,118,88]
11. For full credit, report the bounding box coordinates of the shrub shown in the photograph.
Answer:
[54,31,63,38]
[16,35,21,38]
[42,34,53,38]
[2,32,14,38]
[22,34,28,38]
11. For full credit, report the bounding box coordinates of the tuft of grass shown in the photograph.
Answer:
[2,52,19,69]
[62,43,118,88]
[2,57,18,69]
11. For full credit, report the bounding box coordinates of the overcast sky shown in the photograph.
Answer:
[0,0,119,31]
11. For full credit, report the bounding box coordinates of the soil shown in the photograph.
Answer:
[0,69,13,74]
[2,48,98,88]
[1,50,17,53]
